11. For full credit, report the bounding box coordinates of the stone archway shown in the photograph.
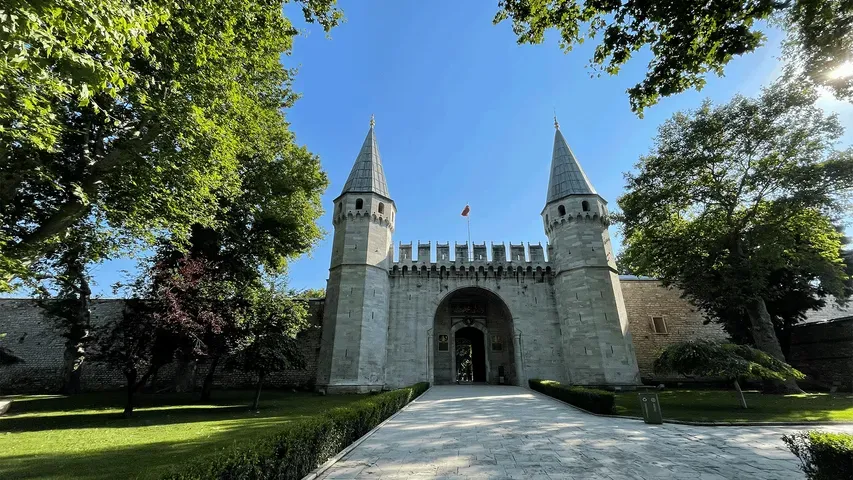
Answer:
[432,287,517,385]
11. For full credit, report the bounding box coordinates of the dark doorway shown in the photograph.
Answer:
[455,327,486,383]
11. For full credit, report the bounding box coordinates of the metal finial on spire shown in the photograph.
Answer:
[554,113,560,130]
[370,114,375,128]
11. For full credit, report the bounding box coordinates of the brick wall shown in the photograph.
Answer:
[621,279,729,378]
[0,298,323,393]
[789,317,853,391]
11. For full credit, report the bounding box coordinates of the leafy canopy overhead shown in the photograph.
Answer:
[0,0,340,291]
[619,80,853,306]
[494,0,853,114]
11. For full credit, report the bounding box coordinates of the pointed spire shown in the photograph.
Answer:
[340,116,390,198]
[546,123,596,203]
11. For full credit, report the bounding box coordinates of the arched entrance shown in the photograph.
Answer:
[432,287,518,385]
[455,327,486,383]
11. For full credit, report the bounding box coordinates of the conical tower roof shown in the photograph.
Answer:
[340,116,390,198]
[546,121,596,203]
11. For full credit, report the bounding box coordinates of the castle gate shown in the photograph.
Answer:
[432,287,518,385]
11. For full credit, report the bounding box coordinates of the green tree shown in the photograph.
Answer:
[654,341,805,408]
[28,215,120,394]
[494,0,853,114]
[295,288,326,299]
[618,80,853,393]
[0,0,341,291]
[144,111,327,398]
[230,287,309,411]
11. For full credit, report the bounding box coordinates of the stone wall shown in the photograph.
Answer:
[0,298,323,393]
[789,317,853,391]
[620,279,729,378]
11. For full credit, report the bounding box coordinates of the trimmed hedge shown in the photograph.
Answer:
[164,382,430,480]
[529,379,615,414]
[783,431,853,480]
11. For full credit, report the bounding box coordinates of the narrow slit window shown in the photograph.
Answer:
[355,198,364,209]
[558,205,566,216]
[582,200,590,212]
[378,202,385,214]
[652,316,668,334]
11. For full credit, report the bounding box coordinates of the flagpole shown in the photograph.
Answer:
[467,214,472,261]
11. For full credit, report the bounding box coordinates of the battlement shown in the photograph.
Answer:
[393,241,550,267]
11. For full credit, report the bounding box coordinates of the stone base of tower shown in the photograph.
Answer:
[317,382,385,395]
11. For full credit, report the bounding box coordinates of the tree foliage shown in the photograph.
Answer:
[618,80,853,391]
[230,287,310,410]
[0,0,339,291]
[93,299,165,416]
[654,340,804,407]
[28,216,120,393]
[494,0,853,114]
[654,340,804,382]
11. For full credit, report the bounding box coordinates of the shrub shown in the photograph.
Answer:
[783,431,853,480]
[529,379,615,414]
[164,382,430,480]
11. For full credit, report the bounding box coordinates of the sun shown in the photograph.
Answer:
[828,61,853,80]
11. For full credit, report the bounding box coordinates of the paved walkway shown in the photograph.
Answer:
[318,385,853,479]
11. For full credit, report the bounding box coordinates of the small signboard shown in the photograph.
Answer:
[638,393,663,424]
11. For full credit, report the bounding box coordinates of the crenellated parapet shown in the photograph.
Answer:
[390,241,551,278]
[543,211,609,236]
[331,209,395,232]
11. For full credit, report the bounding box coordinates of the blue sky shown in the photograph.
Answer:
[82,1,853,297]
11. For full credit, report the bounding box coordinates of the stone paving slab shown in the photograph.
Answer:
[317,385,853,479]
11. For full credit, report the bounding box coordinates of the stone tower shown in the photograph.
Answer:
[316,117,396,393]
[542,118,640,385]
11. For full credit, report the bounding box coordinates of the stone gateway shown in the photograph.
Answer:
[316,118,643,393]
[6,118,847,394]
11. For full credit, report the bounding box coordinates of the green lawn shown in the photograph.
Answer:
[614,389,853,423]
[0,390,364,480]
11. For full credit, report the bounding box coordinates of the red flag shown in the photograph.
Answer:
[461,204,470,217]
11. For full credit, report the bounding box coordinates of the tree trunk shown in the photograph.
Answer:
[172,358,197,393]
[56,271,92,395]
[61,345,83,395]
[733,379,748,409]
[200,356,220,401]
[745,297,803,393]
[124,370,137,417]
[62,275,91,395]
[251,373,265,411]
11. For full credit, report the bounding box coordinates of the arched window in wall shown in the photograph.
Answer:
[582,200,590,212]
[378,202,385,214]
[545,214,549,223]
[558,205,566,216]
[355,198,364,210]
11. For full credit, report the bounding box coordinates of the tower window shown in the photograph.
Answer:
[337,202,342,213]
[355,198,363,210]
[582,201,590,212]
[545,214,549,223]
[558,205,566,216]
[651,316,668,334]
[378,202,385,214]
